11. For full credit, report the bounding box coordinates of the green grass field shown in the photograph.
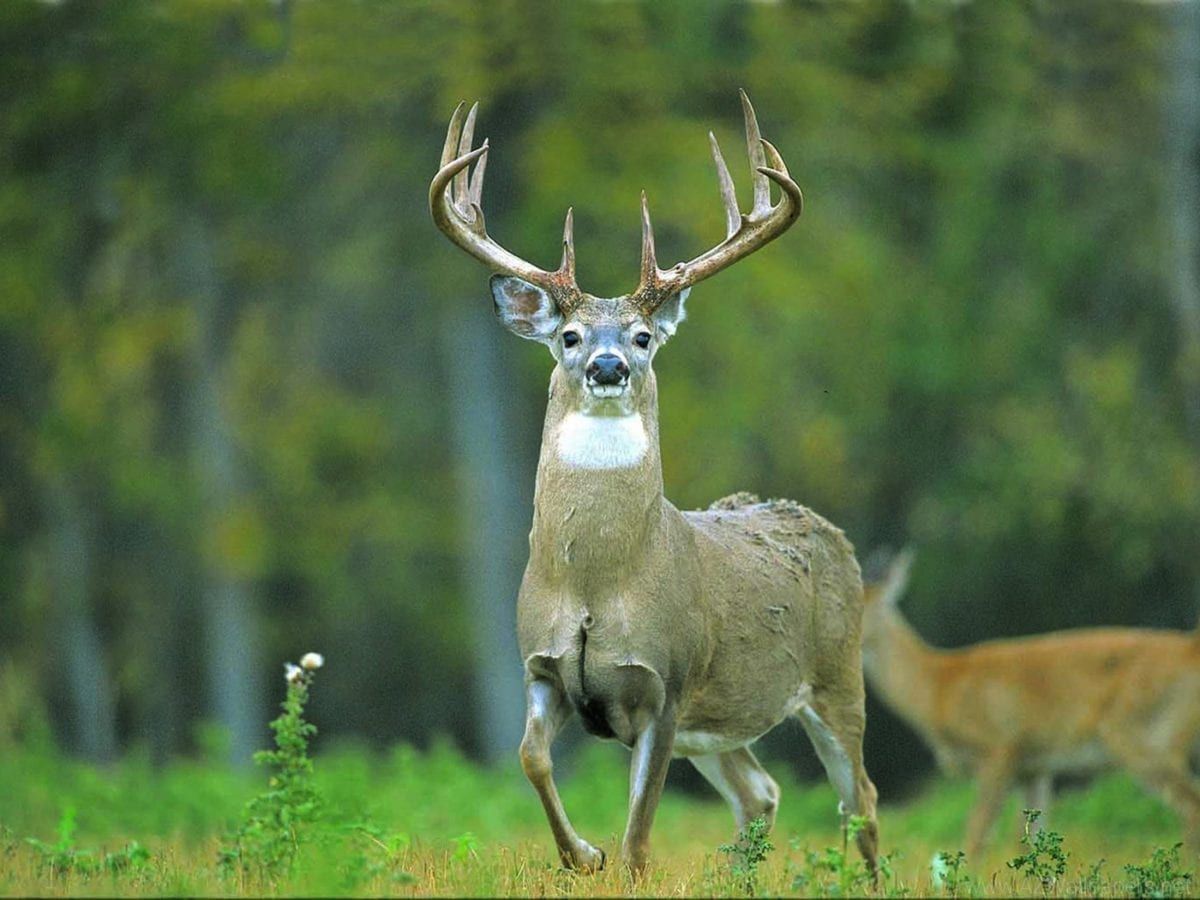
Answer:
[0,727,1192,898]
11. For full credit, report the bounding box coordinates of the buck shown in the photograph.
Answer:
[429,93,880,875]
[862,549,1200,857]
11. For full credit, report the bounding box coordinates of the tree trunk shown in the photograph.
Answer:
[45,476,118,762]
[179,215,263,767]
[443,302,532,761]
[1167,1,1200,439]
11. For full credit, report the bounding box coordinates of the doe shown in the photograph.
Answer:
[862,548,1200,858]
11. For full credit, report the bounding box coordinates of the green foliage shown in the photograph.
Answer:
[932,849,974,898]
[0,0,1195,787]
[341,821,415,889]
[25,806,150,880]
[1124,843,1193,898]
[25,807,94,877]
[788,815,877,897]
[1007,809,1069,895]
[218,661,324,881]
[718,815,773,896]
[1080,858,1107,896]
[452,830,480,863]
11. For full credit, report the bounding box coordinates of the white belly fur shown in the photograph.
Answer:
[555,412,648,469]
[674,685,815,758]
[674,730,757,757]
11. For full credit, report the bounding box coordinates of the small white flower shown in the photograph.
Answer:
[300,652,324,671]
[285,662,303,684]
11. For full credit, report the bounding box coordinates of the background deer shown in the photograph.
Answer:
[430,93,880,875]
[863,549,1200,857]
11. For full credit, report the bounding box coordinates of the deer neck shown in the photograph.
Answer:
[864,606,942,730]
[528,366,667,582]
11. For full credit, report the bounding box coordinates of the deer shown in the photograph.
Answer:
[428,92,880,877]
[862,548,1200,858]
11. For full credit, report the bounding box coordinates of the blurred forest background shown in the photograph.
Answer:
[1,0,1198,799]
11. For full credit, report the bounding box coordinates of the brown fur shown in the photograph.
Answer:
[862,552,1200,856]
[432,91,870,879]
[517,364,879,875]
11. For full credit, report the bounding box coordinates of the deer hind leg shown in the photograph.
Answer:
[965,748,1016,860]
[519,678,605,871]
[1102,731,1200,851]
[690,747,781,831]
[796,696,880,879]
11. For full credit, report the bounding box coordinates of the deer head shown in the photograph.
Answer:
[430,91,803,418]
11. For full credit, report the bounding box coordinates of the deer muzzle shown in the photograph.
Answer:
[586,353,630,395]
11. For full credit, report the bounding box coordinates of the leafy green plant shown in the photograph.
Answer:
[101,840,151,876]
[1007,809,1068,895]
[718,815,774,896]
[452,831,480,863]
[218,653,325,882]
[789,815,875,897]
[25,806,150,879]
[1079,858,1107,895]
[875,849,909,898]
[25,806,96,876]
[1124,843,1193,898]
[931,849,974,897]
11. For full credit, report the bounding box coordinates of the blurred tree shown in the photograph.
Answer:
[0,0,1195,796]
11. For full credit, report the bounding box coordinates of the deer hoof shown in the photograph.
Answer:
[567,841,605,873]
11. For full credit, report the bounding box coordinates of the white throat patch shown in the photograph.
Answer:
[556,413,648,469]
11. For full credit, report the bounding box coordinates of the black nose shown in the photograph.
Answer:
[587,354,630,385]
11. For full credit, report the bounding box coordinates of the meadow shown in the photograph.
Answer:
[0,672,1192,898]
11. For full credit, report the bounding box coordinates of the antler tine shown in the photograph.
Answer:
[709,131,740,240]
[430,101,580,299]
[759,138,804,216]
[453,102,479,209]
[440,101,466,169]
[740,89,770,217]
[633,91,802,307]
[559,207,576,278]
[639,191,658,290]
[468,141,488,209]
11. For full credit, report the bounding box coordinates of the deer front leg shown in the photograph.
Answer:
[621,706,677,876]
[965,747,1016,859]
[519,679,605,871]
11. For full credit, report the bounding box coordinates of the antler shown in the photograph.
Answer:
[429,101,580,307]
[634,90,803,311]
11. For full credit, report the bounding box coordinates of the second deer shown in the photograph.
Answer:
[863,549,1200,857]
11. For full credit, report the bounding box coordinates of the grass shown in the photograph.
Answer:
[0,743,1191,896]
[0,669,1192,896]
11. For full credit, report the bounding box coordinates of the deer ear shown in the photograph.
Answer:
[651,288,690,343]
[491,275,563,343]
[879,547,916,608]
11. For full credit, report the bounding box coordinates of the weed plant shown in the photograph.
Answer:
[1124,842,1192,898]
[717,815,773,896]
[788,815,878,897]
[218,655,325,882]
[1007,809,1069,894]
[931,849,974,897]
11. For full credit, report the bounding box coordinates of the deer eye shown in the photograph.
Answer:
[562,330,580,348]
[634,331,652,349]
